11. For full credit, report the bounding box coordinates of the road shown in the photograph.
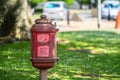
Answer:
[33,10,118,32]
[55,11,117,32]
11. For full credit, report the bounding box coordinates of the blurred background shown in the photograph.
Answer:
[0,0,120,41]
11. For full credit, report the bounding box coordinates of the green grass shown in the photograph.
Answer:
[0,30,120,80]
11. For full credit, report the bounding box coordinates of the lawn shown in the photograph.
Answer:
[0,30,120,80]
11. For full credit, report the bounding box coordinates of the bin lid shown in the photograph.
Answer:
[31,14,58,32]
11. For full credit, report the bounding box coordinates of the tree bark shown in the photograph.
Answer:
[0,0,33,41]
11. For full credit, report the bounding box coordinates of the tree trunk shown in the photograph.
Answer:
[0,0,33,41]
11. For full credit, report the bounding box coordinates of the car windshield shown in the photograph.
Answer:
[45,3,60,8]
[104,3,120,9]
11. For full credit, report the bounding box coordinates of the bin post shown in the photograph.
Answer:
[40,69,47,80]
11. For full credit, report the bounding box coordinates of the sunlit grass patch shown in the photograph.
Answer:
[57,31,120,54]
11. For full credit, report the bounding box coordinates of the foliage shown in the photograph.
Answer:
[77,0,105,4]
[65,0,74,5]
[29,0,46,7]
[50,0,74,5]
[0,30,120,80]
[77,0,105,8]
[29,0,74,7]
[82,0,90,4]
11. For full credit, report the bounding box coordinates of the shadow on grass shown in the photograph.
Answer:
[56,30,120,79]
[55,43,120,79]
[0,69,38,80]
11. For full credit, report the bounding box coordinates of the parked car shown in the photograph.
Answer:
[101,0,120,19]
[42,1,69,20]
